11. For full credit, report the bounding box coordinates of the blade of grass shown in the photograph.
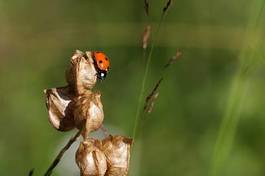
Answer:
[209,1,265,176]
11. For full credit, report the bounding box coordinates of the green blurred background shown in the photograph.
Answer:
[1,0,265,175]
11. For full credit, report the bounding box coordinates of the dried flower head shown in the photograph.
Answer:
[66,50,98,95]
[76,139,107,176]
[44,86,75,131]
[74,92,104,139]
[102,135,133,176]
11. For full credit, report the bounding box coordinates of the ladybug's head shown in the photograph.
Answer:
[92,51,110,80]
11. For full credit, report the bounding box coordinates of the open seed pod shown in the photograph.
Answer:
[102,135,133,176]
[76,139,107,176]
[66,50,98,95]
[44,86,75,131]
[74,92,104,138]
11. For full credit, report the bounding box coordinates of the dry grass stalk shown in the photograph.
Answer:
[144,78,163,113]
[144,49,182,114]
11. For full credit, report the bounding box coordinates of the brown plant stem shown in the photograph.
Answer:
[44,129,82,176]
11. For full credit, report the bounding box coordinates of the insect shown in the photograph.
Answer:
[92,51,110,80]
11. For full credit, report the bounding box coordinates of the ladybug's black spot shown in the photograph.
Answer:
[99,60,103,64]
[105,57,108,61]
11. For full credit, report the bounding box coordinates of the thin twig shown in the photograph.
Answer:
[44,129,82,176]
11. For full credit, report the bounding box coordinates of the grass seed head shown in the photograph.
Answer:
[142,25,151,49]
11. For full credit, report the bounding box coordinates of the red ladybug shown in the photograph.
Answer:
[92,51,110,80]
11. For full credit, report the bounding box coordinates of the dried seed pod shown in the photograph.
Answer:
[44,86,75,131]
[66,50,97,95]
[74,92,104,138]
[102,135,133,176]
[76,139,107,176]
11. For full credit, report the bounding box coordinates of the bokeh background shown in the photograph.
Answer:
[1,0,265,175]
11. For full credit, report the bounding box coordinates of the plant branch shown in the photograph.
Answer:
[44,129,82,176]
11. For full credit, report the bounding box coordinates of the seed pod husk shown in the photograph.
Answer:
[74,92,104,138]
[66,50,98,95]
[102,135,133,176]
[76,139,107,176]
[44,86,75,131]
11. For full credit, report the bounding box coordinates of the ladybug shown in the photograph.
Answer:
[92,51,110,80]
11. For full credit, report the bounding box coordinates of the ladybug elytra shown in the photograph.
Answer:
[92,51,110,80]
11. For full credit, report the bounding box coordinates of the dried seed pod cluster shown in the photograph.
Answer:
[44,50,132,175]
[45,50,104,136]
[76,135,132,176]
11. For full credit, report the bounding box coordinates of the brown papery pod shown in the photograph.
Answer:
[102,135,133,176]
[76,139,107,176]
[66,50,98,95]
[74,91,104,139]
[44,86,75,131]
